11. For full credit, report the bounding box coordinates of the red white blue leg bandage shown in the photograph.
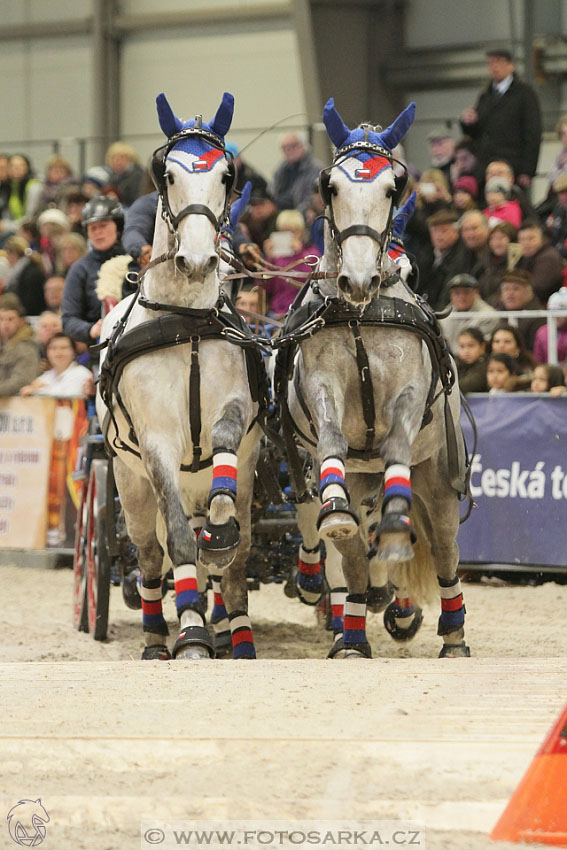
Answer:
[383,463,411,508]
[208,449,237,506]
[319,457,348,502]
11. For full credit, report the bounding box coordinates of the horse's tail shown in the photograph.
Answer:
[388,506,439,606]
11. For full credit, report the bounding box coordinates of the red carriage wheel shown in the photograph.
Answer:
[86,459,112,641]
[72,477,89,632]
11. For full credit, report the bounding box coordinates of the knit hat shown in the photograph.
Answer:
[547,288,567,310]
[37,209,71,231]
[452,175,479,199]
[82,166,111,188]
[485,177,511,198]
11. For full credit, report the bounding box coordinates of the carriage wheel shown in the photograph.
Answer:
[72,478,89,632]
[86,459,112,641]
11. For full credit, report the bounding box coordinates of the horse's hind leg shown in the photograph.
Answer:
[374,382,424,562]
[197,401,247,569]
[113,458,170,660]
[412,459,470,658]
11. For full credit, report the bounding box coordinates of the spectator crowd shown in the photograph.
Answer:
[1,45,567,403]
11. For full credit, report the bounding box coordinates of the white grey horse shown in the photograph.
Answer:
[96,92,265,660]
[275,100,470,659]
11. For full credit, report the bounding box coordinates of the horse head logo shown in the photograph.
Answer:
[6,799,50,847]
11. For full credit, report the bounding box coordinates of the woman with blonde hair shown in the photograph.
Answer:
[3,235,46,315]
[105,141,144,207]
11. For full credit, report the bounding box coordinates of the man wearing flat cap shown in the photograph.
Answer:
[427,127,455,185]
[460,47,542,190]
[439,273,499,355]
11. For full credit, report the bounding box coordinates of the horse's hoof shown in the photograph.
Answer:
[383,603,424,641]
[296,575,325,606]
[327,637,372,659]
[283,571,298,598]
[172,625,214,660]
[197,517,239,569]
[375,532,414,562]
[213,629,233,657]
[141,644,171,661]
[367,582,395,613]
[122,567,142,610]
[318,513,358,540]
[439,642,471,658]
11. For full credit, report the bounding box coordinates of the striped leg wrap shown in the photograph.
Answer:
[391,593,417,626]
[384,463,412,508]
[438,576,466,635]
[210,575,229,634]
[343,593,367,645]
[229,610,256,659]
[141,577,169,635]
[330,586,347,638]
[174,563,203,620]
[319,456,347,502]
[209,448,237,505]
[297,543,323,602]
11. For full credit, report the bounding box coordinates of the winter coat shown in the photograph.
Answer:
[0,323,41,396]
[516,243,565,303]
[62,242,124,343]
[4,258,46,316]
[271,152,324,216]
[456,355,488,394]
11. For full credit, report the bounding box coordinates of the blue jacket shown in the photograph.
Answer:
[62,242,124,343]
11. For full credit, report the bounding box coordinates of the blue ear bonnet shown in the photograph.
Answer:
[156,91,234,158]
[323,99,416,165]
[392,191,416,239]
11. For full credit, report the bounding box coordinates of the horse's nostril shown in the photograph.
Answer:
[370,275,380,292]
[206,254,219,275]
[175,255,188,273]
[338,275,352,294]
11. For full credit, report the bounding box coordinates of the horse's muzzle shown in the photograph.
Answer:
[338,272,380,304]
[175,252,219,278]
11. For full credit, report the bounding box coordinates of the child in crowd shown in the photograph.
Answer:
[20,332,92,398]
[235,283,267,335]
[452,176,478,212]
[489,324,535,388]
[262,210,320,319]
[455,327,488,393]
[530,363,567,397]
[486,353,520,393]
[483,177,522,229]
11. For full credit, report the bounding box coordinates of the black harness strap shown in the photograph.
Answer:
[189,337,203,473]
[351,322,376,454]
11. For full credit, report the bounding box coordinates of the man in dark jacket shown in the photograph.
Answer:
[516,219,565,303]
[62,196,124,345]
[460,47,542,189]
[271,133,324,216]
[497,269,545,352]
[417,209,474,311]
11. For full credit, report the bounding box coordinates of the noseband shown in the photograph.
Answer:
[151,126,237,236]
[320,139,408,279]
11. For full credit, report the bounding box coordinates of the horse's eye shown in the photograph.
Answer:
[167,173,175,185]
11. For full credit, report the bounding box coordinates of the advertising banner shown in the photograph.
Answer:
[458,395,567,567]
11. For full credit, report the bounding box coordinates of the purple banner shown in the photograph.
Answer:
[458,395,567,567]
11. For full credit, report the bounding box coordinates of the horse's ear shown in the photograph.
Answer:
[393,190,416,238]
[209,92,235,139]
[230,181,252,230]
[323,98,350,149]
[156,93,183,138]
[380,102,416,150]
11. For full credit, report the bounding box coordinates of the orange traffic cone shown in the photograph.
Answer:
[491,703,567,846]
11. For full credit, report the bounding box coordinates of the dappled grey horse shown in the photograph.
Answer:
[96,92,267,660]
[275,100,470,658]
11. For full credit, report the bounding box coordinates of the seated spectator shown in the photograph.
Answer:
[65,191,90,233]
[531,363,567,396]
[477,220,518,305]
[239,187,279,251]
[497,269,545,351]
[455,326,488,393]
[440,273,498,352]
[416,209,470,310]
[0,155,43,242]
[235,284,267,335]
[17,219,40,251]
[545,175,567,258]
[226,142,268,199]
[37,155,79,213]
[453,137,479,180]
[20,332,92,398]
[0,153,10,221]
[483,177,522,228]
[516,219,565,302]
[262,210,320,318]
[81,166,111,200]
[3,236,46,316]
[460,210,490,277]
[35,310,63,371]
[490,324,536,374]
[546,115,567,197]
[304,179,325,255]
[37,209,71,275]
[416,168,453,212]
[0,293,40,395]
[426,127,455,185]
[106,142,144,208]
[533,287,567,365]
[0,252,9,290]
[271,132,324,216]
[484,158,536,220]
[43,275,65,316]
[486,353,522,393]
[59,233,88,274]
[452,176,479,212]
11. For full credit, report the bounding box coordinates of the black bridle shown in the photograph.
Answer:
[150,125,237,236]
[319,139,408,279]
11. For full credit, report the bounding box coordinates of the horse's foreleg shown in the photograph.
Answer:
[197,401,247,569]
[374,383,424,562]
[295,498,325,605]
[113,458,171,660]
